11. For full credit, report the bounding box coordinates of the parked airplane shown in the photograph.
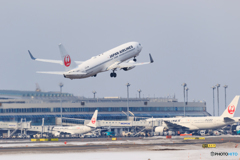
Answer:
[52,110,98,136]
[147,96,240,133]
[28,42,153,79]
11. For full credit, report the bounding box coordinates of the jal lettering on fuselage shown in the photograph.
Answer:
[205,119,213,122]
[110,45,133,58]
[164,119,180,123]
[110,52,119,58]
[171,119,180,122]
[166,119,181,123]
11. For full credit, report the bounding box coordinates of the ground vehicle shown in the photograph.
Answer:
[104,131,115,137]
[33,134,41,138]
[236,126,240,135]
[213,130,221,136]
[200,130,206,136]
[81,132,98,138]
[137,132,146,137]
[122,131,133,137]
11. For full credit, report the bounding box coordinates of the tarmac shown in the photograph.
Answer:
[0,135,239,154]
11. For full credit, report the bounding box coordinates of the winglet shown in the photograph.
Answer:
[149,54,154,63]
[28,50,36,60]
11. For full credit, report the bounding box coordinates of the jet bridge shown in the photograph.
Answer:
[0,120,31,138]
[96,120,159,127]
[84,119,162,136]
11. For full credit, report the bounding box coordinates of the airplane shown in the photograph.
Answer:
[28,42,154,79]
[52,110,98,136]
[146,96,240,133]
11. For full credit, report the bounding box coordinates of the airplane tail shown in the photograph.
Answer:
[59,43,77,71]
[221,95,240,118]
[87,110,98,128]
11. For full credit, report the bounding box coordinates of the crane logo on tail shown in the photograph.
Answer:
[228,105,235,114]
[91,118,96,124]
[64,55,71,67]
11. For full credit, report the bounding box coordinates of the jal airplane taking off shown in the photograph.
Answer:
[52,110,98,136]
[147,96,240,133]
[28,42,153,79]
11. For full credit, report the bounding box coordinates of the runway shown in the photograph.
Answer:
[0,135,239,154]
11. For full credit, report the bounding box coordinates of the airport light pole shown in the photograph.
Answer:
[182,83,187,117]
[216,84,220,116]
[41,118,44,138]
[223,85,228,109]
[185,88,189,105]
[126,83,130,121]
[137,89,142,98]
[20,118,23,137]
[92,91,97,99]
[211,86,216,116]
[59,83,64,126]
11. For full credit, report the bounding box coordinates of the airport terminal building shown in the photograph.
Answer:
[0,90,211,125]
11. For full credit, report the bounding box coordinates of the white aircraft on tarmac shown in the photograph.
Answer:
[52,110,98,136]
[28,42,153,79]
[147,96,240,133]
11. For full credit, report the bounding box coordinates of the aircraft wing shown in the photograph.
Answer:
[164,121,189,130]
[28,50,83,65]
[224,117,235,122]
[63,131,75,134]
[118,61,150,68]
[164,121,199,130]
[54,130,76,135]
[106,54,154,71]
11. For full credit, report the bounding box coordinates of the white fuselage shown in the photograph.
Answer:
[52,125,93,135]
[64,42,142,79]
[150,116,236,131]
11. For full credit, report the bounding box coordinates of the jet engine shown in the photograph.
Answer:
[155,126,166,133]
[122,66,135,71]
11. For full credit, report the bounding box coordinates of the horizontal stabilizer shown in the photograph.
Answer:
[37,71,66,75]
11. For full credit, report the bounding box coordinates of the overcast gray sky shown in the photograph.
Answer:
[0,0,240,116]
